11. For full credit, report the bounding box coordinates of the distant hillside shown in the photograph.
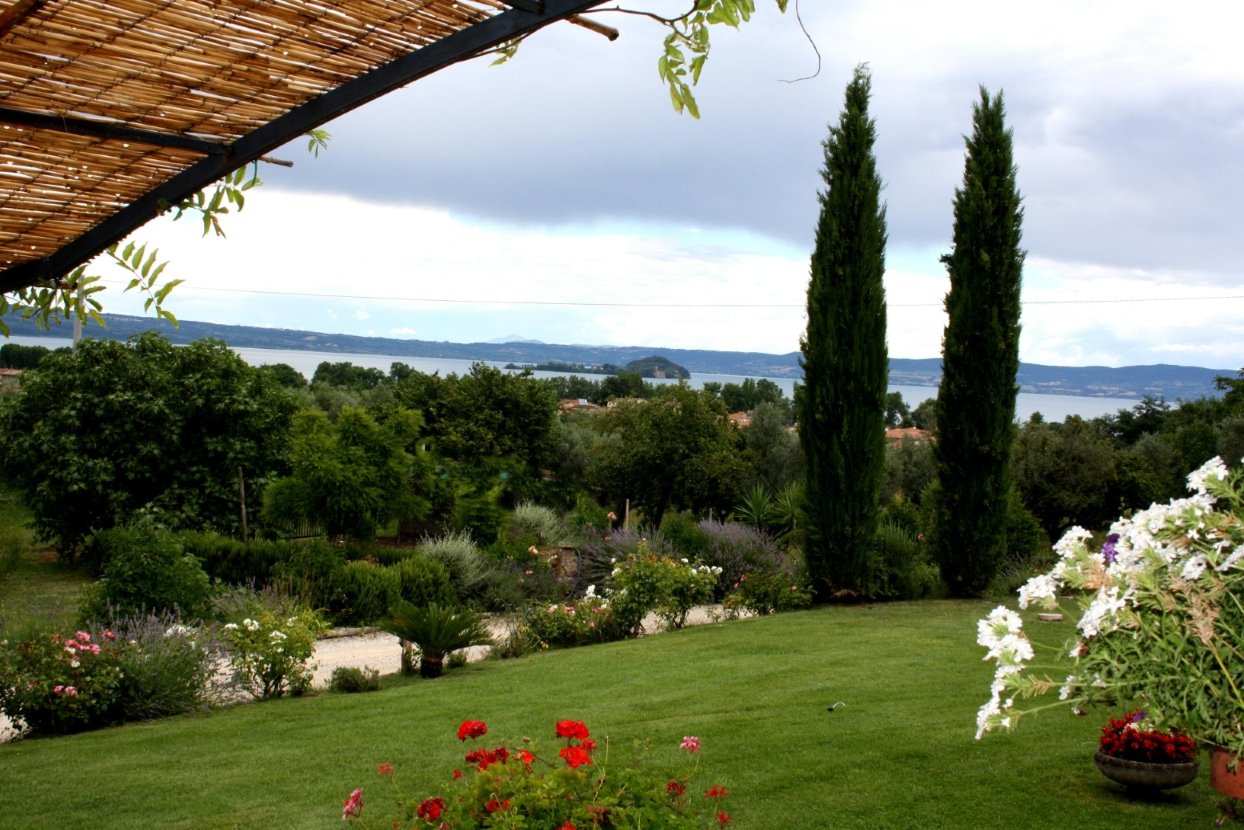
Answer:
[6,313,1234,401]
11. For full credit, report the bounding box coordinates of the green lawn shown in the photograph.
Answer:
[0,488,88,634]
[0,601,1221,829]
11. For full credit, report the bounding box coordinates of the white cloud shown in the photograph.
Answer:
[74,0,1244,370]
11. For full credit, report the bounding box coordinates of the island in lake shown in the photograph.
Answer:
[505,355,691,380]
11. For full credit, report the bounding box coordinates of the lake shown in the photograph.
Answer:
[8,336,1140,422]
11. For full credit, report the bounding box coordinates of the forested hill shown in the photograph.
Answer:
[7,313,1234,401]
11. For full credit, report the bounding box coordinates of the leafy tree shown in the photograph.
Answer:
[911,396,938,432]
[588,385,746,525]
[0,334,297,554]
[720,377,786,414]
[257,362,308,389]
[1093,395,1171,446]
[798,66,889,601]
[600,371,652,401]
[1010,418,1116,540]
[881,436,936,505]
[743,401,803,493]
[311,361,387,390]
[542,374,605,404]
[884,391,913,428]
[0,342,52,369]
[262,406,430,540]
[932,88,1026,597]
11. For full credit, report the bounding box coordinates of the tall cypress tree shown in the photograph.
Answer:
[798,65,889,602]
[933,88,1025,597]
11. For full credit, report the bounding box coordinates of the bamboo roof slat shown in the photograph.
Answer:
[0,0,605,288]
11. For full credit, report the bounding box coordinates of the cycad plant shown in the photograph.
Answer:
[381,602,493,678]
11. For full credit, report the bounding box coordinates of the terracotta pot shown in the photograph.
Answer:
[1093,750,1198,791]
[1210,749,1244,800]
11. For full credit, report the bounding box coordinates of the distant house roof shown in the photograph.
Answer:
[727,411,752,429]
[885,427,933,443]
[558,398,602,414]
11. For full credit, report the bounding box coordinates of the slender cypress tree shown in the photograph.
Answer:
[933,88,1025,597]
[798,65,889,602]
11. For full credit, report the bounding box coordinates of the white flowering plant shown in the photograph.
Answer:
[976,457,1244,758]
[221,606,325,699]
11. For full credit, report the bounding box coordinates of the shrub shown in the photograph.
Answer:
[111,613,220,721]
[333,561,401,626]
[329,665,381,694]
[870,521,940,600]
[658,512,712,560]
[695,520,786,600]
[80,525,213,622]
[574,528,672,596]
[510,589,623,652]
[220,599,326,699]
[476,558,566,612]
[0,626,126,735]
[609,545,720,632]
[391,556,457,609]
[722,571,814,617]
[271,540,347,613]
[416,531,492,600]
[381,602,492,678]
[510,502,572,546]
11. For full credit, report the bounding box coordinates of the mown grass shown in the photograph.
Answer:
[0,601,1221,829]
[0,487,88,634]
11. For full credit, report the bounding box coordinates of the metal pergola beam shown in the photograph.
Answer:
[0,0,605,293]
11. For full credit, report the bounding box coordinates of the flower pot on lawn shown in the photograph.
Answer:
[1094,750,1198,792]
[1210,750,1244,800]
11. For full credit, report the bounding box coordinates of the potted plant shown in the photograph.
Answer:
[1093,709,1198,791]
[975,457,1244,800]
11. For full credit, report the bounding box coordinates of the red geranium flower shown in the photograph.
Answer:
[457,720,488,741]
[560,745,593,768]
[519,749,535,766]
[375,762,393,777]
[717,810,732,826]
[485,798,511,813]
[704,785,729,799]
[665,780,686,797]
[416,796,445,821]
[555,720,591,741]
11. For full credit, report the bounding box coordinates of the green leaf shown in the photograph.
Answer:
[690,54,708,85]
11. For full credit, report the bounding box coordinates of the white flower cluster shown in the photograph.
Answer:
[976,456,1244,740]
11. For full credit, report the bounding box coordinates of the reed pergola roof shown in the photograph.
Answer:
[0,0,605,293]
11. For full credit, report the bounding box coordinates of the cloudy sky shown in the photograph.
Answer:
[89,0,1244,369]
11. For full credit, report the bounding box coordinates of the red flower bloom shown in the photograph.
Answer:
[457,720,488,741]
[717,810,732,826]
[519,749,535,766]
[581,738,598,752]
[665,780,686,797]
[416,796,445,821]
[560,745,593,768]
[555,720,591,741]
[485,798,511,813]
[704,786,729,799]
[341,788,364,820]
[559,822,576,830]
[452,769,463,780]
[375,762,393,777]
